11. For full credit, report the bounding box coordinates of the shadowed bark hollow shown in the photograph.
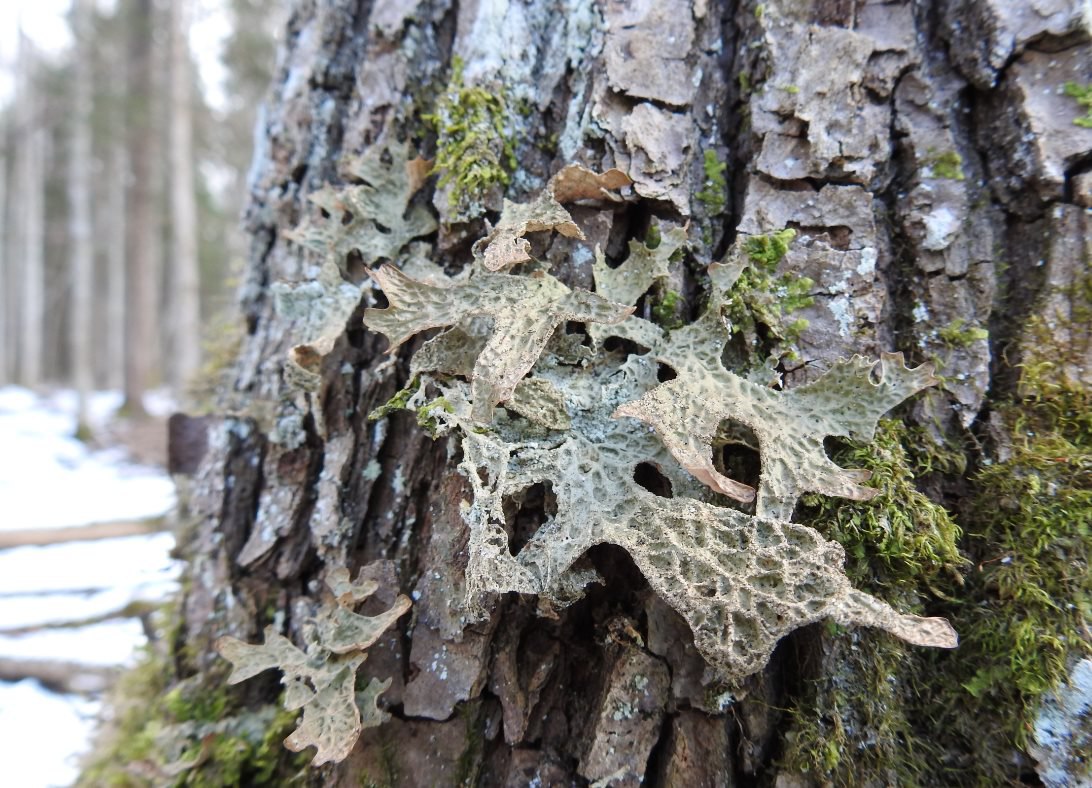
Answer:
[144,0,1090,786]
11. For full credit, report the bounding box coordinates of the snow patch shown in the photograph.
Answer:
[0,386,176,532]
[0,679,100,788]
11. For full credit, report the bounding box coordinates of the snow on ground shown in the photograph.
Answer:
[0,387,182,788]
[0,386,177,532]
[0,533,179,597]
[0,618,151,667]
[0,679,100,788]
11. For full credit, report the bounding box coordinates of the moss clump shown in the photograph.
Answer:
[726,228,813,367]
[188,313,244,412]
[742,228,795,267]
[695,149,728,217]
[81,656,308,788]
[780,421,967,784]
[417,396,454,436]
[781,631,941,784]
[368,376,421,421]
[949,376,1090,745]
[920,149,965,181]
[801,419,966,600]
[938,317,989,348]
[651,289,685,330]
[425,57,517,213]
[80,603,309,787]
[1062,82,1092,129]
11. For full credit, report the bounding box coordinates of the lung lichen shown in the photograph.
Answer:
[215,566,411,766]
[358,167,956,681]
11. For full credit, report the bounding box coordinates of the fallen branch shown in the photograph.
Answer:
[0,656,119,694]
[0,599,159,637]
[0,518,165,549]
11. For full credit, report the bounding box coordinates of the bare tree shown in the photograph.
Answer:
[69,0,95,432]
[0,110,9,384]
[15,31,44,388]
[105,32,128,392]
[167,0,201,391]
[121,0,157,416]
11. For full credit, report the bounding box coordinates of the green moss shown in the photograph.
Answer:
[780,631,942,785]
[938,318,989,348]
[922,150,965,181]
[452,701,485,787]
[801,419,966,599]
[780,84,800,95]
[695,149,728,217]
[425,57,517,213]
[188,313,245,412]
[738,72,752,96]
[743,228,795,266]
[949,380,1090,744]
[79,603,309,787]
[368,376,421,421]
[781,421,967,785]
[783,338,1091,785]
[725,228,813,367]
[644,223,662,249]
[417,396,454,437]
[651,289,685,330]
[1062,82,1092,128]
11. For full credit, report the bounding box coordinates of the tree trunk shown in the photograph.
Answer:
[167,0,201,392]
[122,0,157,416]
[0,111,9,385]
[69,0,95,432]
[16,33,45,388]
[105,38,128,393]
[90,1,1091,786]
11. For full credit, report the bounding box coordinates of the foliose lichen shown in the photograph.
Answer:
[356,163,956,682]
[215,566,411,766]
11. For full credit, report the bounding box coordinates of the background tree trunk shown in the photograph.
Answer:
[0,111,9,385]
[167,0,201,392]
[16,32,45,388]
[69,0,95,432]
[122,0,157,417]
[105,1,1089,786]
[105,40,128,393]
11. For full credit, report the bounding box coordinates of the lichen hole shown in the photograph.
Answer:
[715,419,761,506]
[500,482,558,556]
[633,462,673,498]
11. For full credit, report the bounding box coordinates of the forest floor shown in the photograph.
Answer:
[0,386,180,788]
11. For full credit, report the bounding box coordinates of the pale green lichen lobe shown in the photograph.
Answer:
[215,565,411,766]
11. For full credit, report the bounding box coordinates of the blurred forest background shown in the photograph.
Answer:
[0,0,283,430]
[0,4,284,782]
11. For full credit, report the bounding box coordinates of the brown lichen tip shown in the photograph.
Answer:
[837,589,959,649]
[475,164,632,272]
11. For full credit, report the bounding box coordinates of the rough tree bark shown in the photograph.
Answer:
[112,1,1089,786]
